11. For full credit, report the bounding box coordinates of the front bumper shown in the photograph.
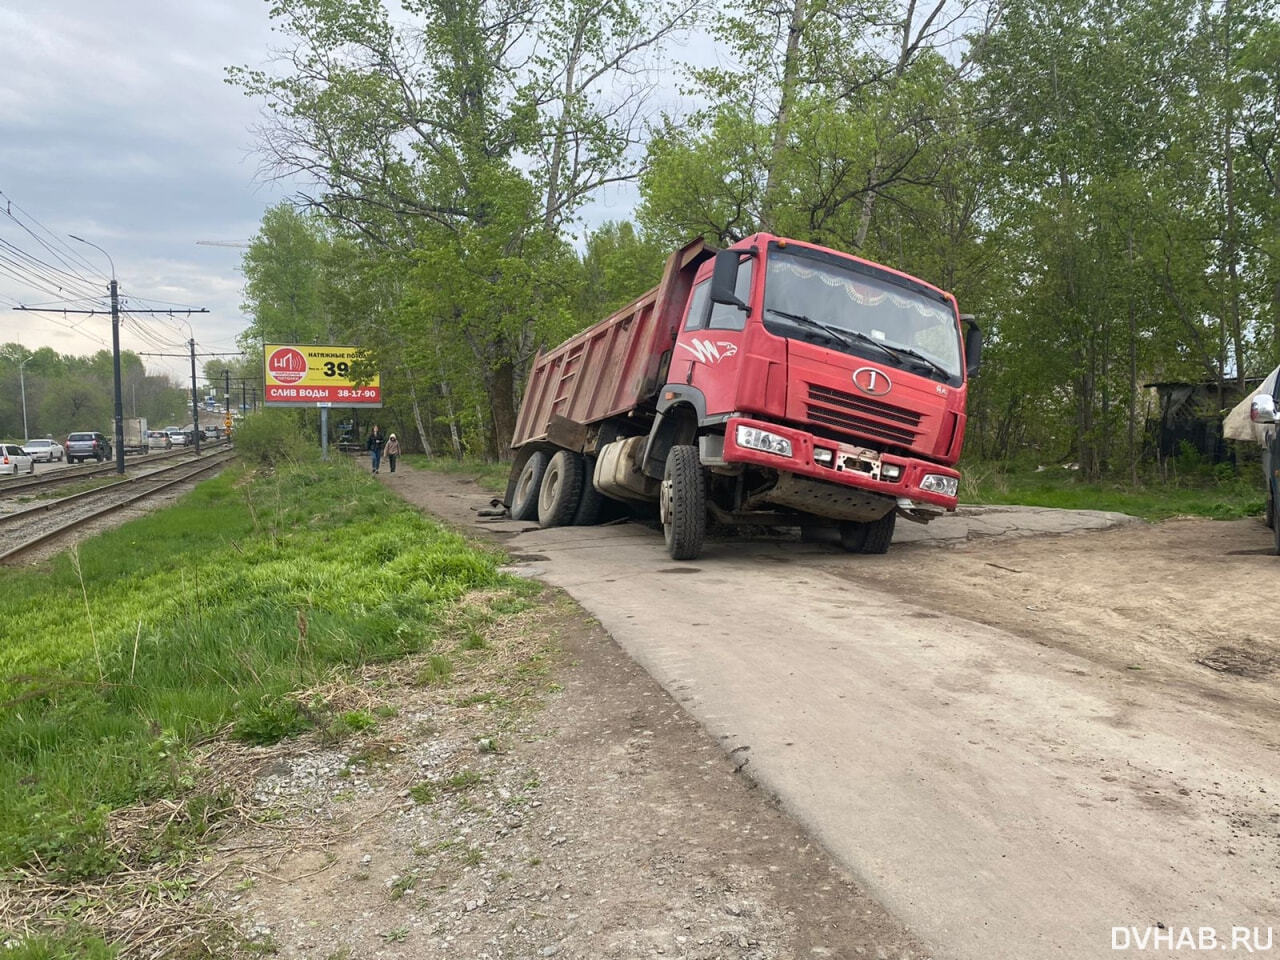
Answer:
[720,416,960,512]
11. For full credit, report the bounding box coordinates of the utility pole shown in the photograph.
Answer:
[241,380,246,417]
[109,278,125,474]
[224,368,231,429]
[17,352,30,442]
[189,339,202,454]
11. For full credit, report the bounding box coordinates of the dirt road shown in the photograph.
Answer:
[390,468,1280,960]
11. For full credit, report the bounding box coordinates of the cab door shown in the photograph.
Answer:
[671,259,753,417]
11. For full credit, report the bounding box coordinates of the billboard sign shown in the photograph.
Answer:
[263,344,382,407]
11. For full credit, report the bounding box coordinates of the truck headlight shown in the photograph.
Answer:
[736,425,793,458]
[920,474,958,497]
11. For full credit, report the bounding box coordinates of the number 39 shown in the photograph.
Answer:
[322,361,350,377]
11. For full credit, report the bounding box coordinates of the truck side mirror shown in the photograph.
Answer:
[710,249,748,311]
[1251,394,1277,424]
[961,314,982,377]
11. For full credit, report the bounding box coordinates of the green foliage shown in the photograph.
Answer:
[0,459,507,879]
[0,929,117,960]
[233,697,312,746]
[221,0,1280,482]
[1,343,188,442]
[232,410,316,467]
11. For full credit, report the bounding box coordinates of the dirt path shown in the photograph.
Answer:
[365,466,1280,960]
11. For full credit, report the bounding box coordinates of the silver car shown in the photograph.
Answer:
[22,438,65,462]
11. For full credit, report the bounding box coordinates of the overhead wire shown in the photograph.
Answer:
[0,188,109,284]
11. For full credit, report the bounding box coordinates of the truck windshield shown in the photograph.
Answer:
[762,248,962,382]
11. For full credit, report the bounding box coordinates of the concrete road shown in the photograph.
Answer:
[420,480,1278,959]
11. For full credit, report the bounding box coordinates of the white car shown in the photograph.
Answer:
[168,430,189,447]
[1,443,35,476]
[146,430,172,451]
[22,438,65,462]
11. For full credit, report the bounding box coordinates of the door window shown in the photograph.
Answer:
[707,259,752,331]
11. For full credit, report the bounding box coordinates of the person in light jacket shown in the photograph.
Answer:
[385,433,401,473]
[367,425,386,474]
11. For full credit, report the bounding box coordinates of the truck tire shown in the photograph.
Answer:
[839,510,896,555]
[538,450,585,528]
[662,445,706,561]
[510,451,549,521]
[573,456,605,525]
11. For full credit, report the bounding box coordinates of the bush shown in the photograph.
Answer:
[232,410,315,467]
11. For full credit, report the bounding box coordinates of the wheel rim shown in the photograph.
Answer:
[517,468,535,503]
[541,463,561,510]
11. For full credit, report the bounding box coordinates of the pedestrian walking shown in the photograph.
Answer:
[385,433,401,473]
[367,425,386,474]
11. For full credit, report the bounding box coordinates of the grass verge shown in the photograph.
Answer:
[0,455,535,955]
[959,460,1265,521]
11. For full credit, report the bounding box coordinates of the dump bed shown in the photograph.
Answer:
[511,238,713,449]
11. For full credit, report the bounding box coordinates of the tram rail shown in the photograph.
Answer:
[0,450,236,563]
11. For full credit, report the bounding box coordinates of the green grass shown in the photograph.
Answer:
[960,460,1265,521]
[0,929,117,959]
[0,457,506,881]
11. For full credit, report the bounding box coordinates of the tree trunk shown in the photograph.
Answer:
[760,0,807,233]
[404,369,432,457]
[489,357,518,462]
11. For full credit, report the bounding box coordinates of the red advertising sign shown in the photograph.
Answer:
[263,344,382,408]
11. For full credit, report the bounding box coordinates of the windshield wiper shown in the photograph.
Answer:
[768,312,901,363]
[875,343,951,380]
[766,308,854,348]
[767,307,950,378]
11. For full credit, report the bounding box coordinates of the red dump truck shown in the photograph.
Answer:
[505,233,982,560]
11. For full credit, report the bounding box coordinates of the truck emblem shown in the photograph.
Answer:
[678,338,738,365]
[853,367,892,396]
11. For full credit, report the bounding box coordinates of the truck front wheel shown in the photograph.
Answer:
[661,445,706,561]
[839,510,896,555]
[538,450,585,528]
[510,451,549,521]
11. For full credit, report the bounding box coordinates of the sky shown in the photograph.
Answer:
[0,1,308,386]
[0,1,713,390]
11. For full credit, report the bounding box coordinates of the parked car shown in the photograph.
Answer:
[1,443,35,475]
[146,430,172,451]
[65,431,112,464]
[22,438,65,462]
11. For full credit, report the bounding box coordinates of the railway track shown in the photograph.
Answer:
[0,440,229,497]
[0,450,237,563]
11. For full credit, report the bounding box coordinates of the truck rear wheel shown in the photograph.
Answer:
[839,510,896,555]
[661,445,706,560]
[510,451,549,521]
[538,450,585,528]
[573,456,605,525]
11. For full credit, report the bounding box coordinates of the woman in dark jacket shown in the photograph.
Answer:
[367,425,386,474]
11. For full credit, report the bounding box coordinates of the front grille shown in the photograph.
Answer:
[806,384,922,447]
